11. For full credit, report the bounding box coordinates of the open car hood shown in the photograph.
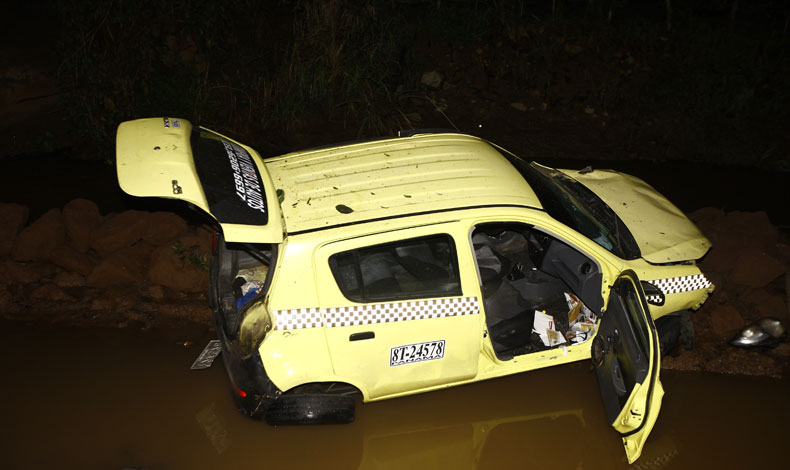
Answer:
[116,118,284,243]
[559,169,710,264]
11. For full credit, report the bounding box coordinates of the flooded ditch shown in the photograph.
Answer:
[2,319,788,469]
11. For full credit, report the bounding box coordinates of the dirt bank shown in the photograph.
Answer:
[661,209,790,378]
[0,200,214,332]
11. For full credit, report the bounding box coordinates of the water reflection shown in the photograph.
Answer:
[1,321,787,469]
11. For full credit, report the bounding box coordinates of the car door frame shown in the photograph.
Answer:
[458,210,621,373]
[313,221,485,401]
[593,269,663,464]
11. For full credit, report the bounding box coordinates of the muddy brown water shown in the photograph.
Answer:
[1,320,788,469]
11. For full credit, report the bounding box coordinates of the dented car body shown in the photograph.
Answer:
[116,118,714,464]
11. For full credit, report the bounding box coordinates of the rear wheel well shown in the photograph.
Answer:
[265,382,360,425]
[285,381,361,397]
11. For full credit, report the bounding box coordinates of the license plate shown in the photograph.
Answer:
[191,339,222,370]
[390,340,445,367]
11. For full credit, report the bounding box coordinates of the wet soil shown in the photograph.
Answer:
[1,320,788,469]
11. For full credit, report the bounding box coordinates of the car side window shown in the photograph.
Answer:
[328,234,462,303]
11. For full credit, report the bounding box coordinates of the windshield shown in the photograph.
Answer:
[498,152,640,260]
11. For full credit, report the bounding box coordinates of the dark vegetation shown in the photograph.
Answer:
[56,0,790,169]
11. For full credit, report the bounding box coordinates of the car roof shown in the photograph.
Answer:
[264,133,542,234]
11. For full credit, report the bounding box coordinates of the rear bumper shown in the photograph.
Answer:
[214,307,281,417]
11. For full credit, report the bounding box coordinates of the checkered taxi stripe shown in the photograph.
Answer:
[646,274,712,303]
[273,296,479,331]
[273,308,322,331]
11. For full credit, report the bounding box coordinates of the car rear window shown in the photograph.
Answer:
[191,128,269,225]
[329,234,462,303]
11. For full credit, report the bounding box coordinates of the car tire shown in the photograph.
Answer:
[265,394,356,425]
[655,310,695,356]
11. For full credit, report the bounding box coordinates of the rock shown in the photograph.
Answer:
[142,212,188,245]
[420,70,443,89]
[11,208,66,261]
[62,199,102,252]
[105,285,138,311]
[0,203,29,256]
[725,211,780,250]
[91,210,150,256]
[51,245,95,276]
[701,210,779,255]
[192,226,214,254]
[510,102,527,112]
[737,287,772,305]
[53,271,86,288]
[31,284,76,302]
[688,207,725,234]
[86,244,152,287]
[729,249,786,287]
[698,246,732,277]
[704,271,727,303]
[710,304,744,338]
[147,284,165,300]
[147,237,209,293]
[0,259,41,284]
[755,295,788,321]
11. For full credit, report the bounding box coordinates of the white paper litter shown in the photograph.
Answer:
[533,310,566,347]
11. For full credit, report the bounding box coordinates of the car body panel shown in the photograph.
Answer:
[116,118,284,243]
[265,134,542,234]
[559,168,711,263]
[257,206,629,400]
[626,258,715,318]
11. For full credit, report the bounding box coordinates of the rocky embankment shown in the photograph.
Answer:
[664,209,790,378]
[1,200,788,377]
[0,200,213,330]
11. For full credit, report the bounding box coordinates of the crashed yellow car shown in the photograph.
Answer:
[116,117,713,463]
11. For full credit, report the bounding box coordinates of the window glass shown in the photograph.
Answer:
[329,235,461,303]
[620,278,650,354]
[494,147,640,260]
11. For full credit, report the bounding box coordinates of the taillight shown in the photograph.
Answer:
[211,227,219,253]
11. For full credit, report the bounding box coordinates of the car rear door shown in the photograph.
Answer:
[116,117,283,243]
[592,270,664,464]
[315,226,482,400]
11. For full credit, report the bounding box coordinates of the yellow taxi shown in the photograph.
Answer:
[116,117,714,464]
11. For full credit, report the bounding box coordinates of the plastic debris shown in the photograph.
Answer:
[729,318,786,349]
[191,339,222,369]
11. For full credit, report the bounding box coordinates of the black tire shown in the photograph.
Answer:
[655,310,695,356]
[265,394,356,425]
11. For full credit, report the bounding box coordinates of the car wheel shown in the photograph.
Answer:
[265,394,355,425]
[655,310,695,356]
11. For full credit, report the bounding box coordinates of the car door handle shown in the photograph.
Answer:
[349,332,375,341]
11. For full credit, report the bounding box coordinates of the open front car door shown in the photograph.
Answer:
[591,270,663,464]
